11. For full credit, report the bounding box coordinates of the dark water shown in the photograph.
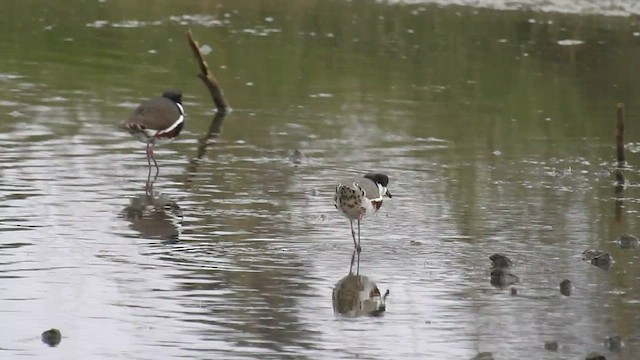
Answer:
[2,0,640,359]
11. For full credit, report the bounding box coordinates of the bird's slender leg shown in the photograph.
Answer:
[146,141,160,180]
[145,169,153,195]
[349,249,356,274]
[350,219,360,253]
[357,219,361,253]
[355,249,360,275]
[146,142,153,179]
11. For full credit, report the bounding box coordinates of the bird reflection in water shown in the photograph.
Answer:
[122,176,183,242]
[332,250,389,317]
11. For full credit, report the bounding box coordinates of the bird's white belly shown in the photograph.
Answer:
[131,130,176,146]
[335,184,375,220]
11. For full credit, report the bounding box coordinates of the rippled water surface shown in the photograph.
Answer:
[2,0,640,359]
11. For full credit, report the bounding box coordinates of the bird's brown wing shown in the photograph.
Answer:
[122,97,181,131]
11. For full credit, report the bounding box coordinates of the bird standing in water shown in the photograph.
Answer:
[120,90,185,181]
[334,173,392,252]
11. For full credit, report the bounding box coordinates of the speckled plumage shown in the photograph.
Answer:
[334,173,392,251]
[334,183,371,221]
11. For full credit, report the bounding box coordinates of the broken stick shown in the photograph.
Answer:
[615,103,626,188]
[186,29,229,112]
[616,103,625,166]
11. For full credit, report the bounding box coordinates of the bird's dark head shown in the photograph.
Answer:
[364,172,392,198]
[364,173,389,187]
[161,90,182,104]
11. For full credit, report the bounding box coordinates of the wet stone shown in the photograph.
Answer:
[614,234,639,249]
[490,268,520,288]
[510,287,517,296]
[41,328,61,347]
[582,249,604,261]
[559,279,572,296]
[605,335,623,353]
[470,352,494,360]
[582,250,613,271]
[585,352,606,360]
[544,341,559,351]
[489,253,512,269]
[289,149,304,165]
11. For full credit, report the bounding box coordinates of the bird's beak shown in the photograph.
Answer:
[385,190,392,198]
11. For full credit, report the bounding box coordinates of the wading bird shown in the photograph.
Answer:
[334,173,392,252]
[120,90,185,179]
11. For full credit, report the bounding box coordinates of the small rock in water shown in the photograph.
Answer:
[559,279,572,296]
[470,352,494,360]
[585,352,606,360]
[582,250,613,271]
[614,234,639,249]
[582,249,603,261]
[289,149,304,165]
[489,253,512,269]
[544,341,559,351]
[605,335,623,353]
[41,328,62,347]
[510,287,517,296]
[490,268,520,288]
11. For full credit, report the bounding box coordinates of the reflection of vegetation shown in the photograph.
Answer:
[3,0,640,140]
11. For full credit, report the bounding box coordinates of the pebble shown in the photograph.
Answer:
[559,279,572,296]
[41,329,61,347]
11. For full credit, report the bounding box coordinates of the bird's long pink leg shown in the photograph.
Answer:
[350,220,359,252]
[350,219,361,253]
[146,141,159,179]
[357,219,361,252]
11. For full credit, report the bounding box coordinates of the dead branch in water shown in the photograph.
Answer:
[614,167,624,223]
[614,103,626,223]
[615,103,626,187]
[616,103,625,166]
[182,29,229,189]
[186,29,229,112]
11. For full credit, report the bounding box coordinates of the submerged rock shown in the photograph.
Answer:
[544,341,559,351]
[585,352,606,360]
[289,149,304,165]
[488,253,519,289]
[582,250,613,271]
[490,267,520,288]
[470,352,494,360]
[559,279,572,296]
[41,328,61,347]
[605,335,623,353]
[489,253,512,269]
[582,249,603,261]
[614,234,639,249]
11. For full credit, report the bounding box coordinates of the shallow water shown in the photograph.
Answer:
[2,0,640,359]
